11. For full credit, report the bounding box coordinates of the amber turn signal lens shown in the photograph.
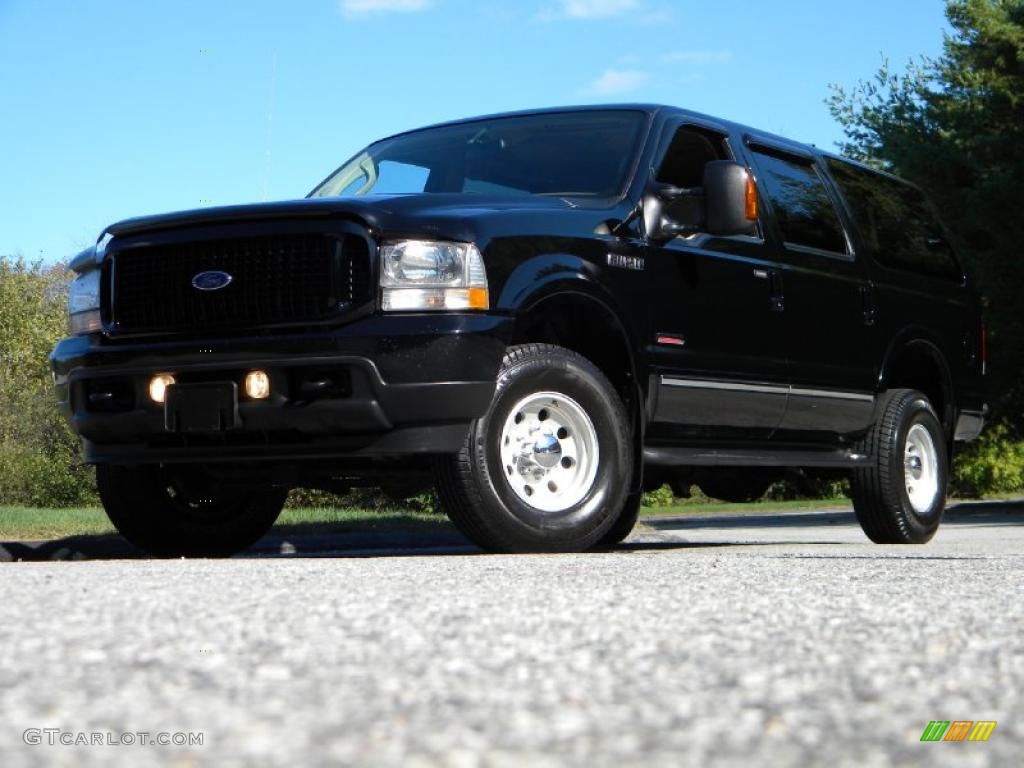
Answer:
[148,373,176,404]
[245,370,271,400]
[467,287,489,310]
[745,174,759,221]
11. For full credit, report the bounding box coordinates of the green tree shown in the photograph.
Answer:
[0,257,96,506]
[828,0,1024,432]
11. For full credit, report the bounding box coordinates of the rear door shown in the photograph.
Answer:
[646,122,789,440]
[824,157,974,432]
[742,142,879,436]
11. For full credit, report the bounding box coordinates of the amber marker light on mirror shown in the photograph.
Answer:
[245,370,271,400]
[745,172,759,222]
[149,374,176,404]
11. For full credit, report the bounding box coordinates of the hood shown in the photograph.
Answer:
[66,194,620,273]
[104,194,590,239]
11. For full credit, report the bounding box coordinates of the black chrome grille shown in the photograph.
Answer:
[109,233,370,335]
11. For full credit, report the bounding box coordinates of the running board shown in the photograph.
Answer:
[643,445,871,468]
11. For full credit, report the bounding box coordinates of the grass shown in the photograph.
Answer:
[274,506,450,536]
[0,498,858,542]
[2,494,1016,542]
[641,497,851,518]
[0,505,454,542]
[0,506,116,540]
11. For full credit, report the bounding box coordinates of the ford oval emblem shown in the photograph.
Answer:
[191,270,233,291]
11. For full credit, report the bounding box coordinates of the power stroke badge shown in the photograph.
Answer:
[607,253,644,271]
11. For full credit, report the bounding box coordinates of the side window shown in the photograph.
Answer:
[826,159,962,281]
[751,148,848,255]
[656,127,729,187]
[336,170,370,197]
[371,160,430,195]
[656,126,731,229]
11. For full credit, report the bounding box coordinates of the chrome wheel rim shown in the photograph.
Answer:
[499,391,599,513]
[904,423,940,514]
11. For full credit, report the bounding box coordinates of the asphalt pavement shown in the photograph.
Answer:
[1,501,1021,767]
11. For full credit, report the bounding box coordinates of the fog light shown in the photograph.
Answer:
[245,370,271,400]
[148,373,176,404]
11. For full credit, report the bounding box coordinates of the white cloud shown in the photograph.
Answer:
[560,0,640,18]
[635,6,674,24]
[538,0,671,24]
[580,68,649,96]
[661,50,733,64]
[341,0,431,16]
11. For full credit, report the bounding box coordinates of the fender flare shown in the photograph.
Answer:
[878,328,956,438]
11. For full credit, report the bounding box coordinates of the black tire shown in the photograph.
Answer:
[97,464,287,557]
[591,490,642,549]
[851,389,948,544]
[434,343,632,553]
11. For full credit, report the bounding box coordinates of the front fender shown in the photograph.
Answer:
[496,252,643,351]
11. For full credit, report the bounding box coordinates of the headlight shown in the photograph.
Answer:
[67,270,102,335]
[380,240,489,311]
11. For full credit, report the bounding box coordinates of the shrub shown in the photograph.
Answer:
[765,476,850,502]
[0,257,92,507]
[0,446,97,508]
[286,486,440,514]
[641,484,677,508]
[952,425,1024,498]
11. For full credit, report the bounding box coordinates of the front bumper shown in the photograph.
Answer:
[51,313,512,464]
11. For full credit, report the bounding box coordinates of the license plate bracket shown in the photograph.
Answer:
[165,382,239,433]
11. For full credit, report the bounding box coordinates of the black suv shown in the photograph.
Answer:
[51,105,987,556]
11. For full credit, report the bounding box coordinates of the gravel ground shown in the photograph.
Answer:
[1,503,1021,767]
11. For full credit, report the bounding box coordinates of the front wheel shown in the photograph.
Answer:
[434,344,633,553]
[97,464,287,557]
[591,490,642,549]
[851,389,948,544]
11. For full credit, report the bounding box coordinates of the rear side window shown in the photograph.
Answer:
[750,148,849,255]
[826,159,962,281]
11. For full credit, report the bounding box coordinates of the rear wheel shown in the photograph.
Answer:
[434,343,632,553]
[97,464,287,557]
[851,389,947,544]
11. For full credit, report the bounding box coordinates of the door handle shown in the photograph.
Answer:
[754,268,785,312]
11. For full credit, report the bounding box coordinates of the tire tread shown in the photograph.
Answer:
[98,464,286,557]
[851,389,945,544]
[435,343,630,553]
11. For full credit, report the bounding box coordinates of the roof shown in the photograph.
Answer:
[373,103,821,157]
[363,103,915,189]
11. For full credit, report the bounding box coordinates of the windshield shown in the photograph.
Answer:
[309,110,648,200]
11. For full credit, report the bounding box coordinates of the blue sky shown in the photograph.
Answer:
[0,0,951,264]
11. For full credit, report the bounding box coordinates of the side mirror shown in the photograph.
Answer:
[703,160,758,237]
[640,161,759,241]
